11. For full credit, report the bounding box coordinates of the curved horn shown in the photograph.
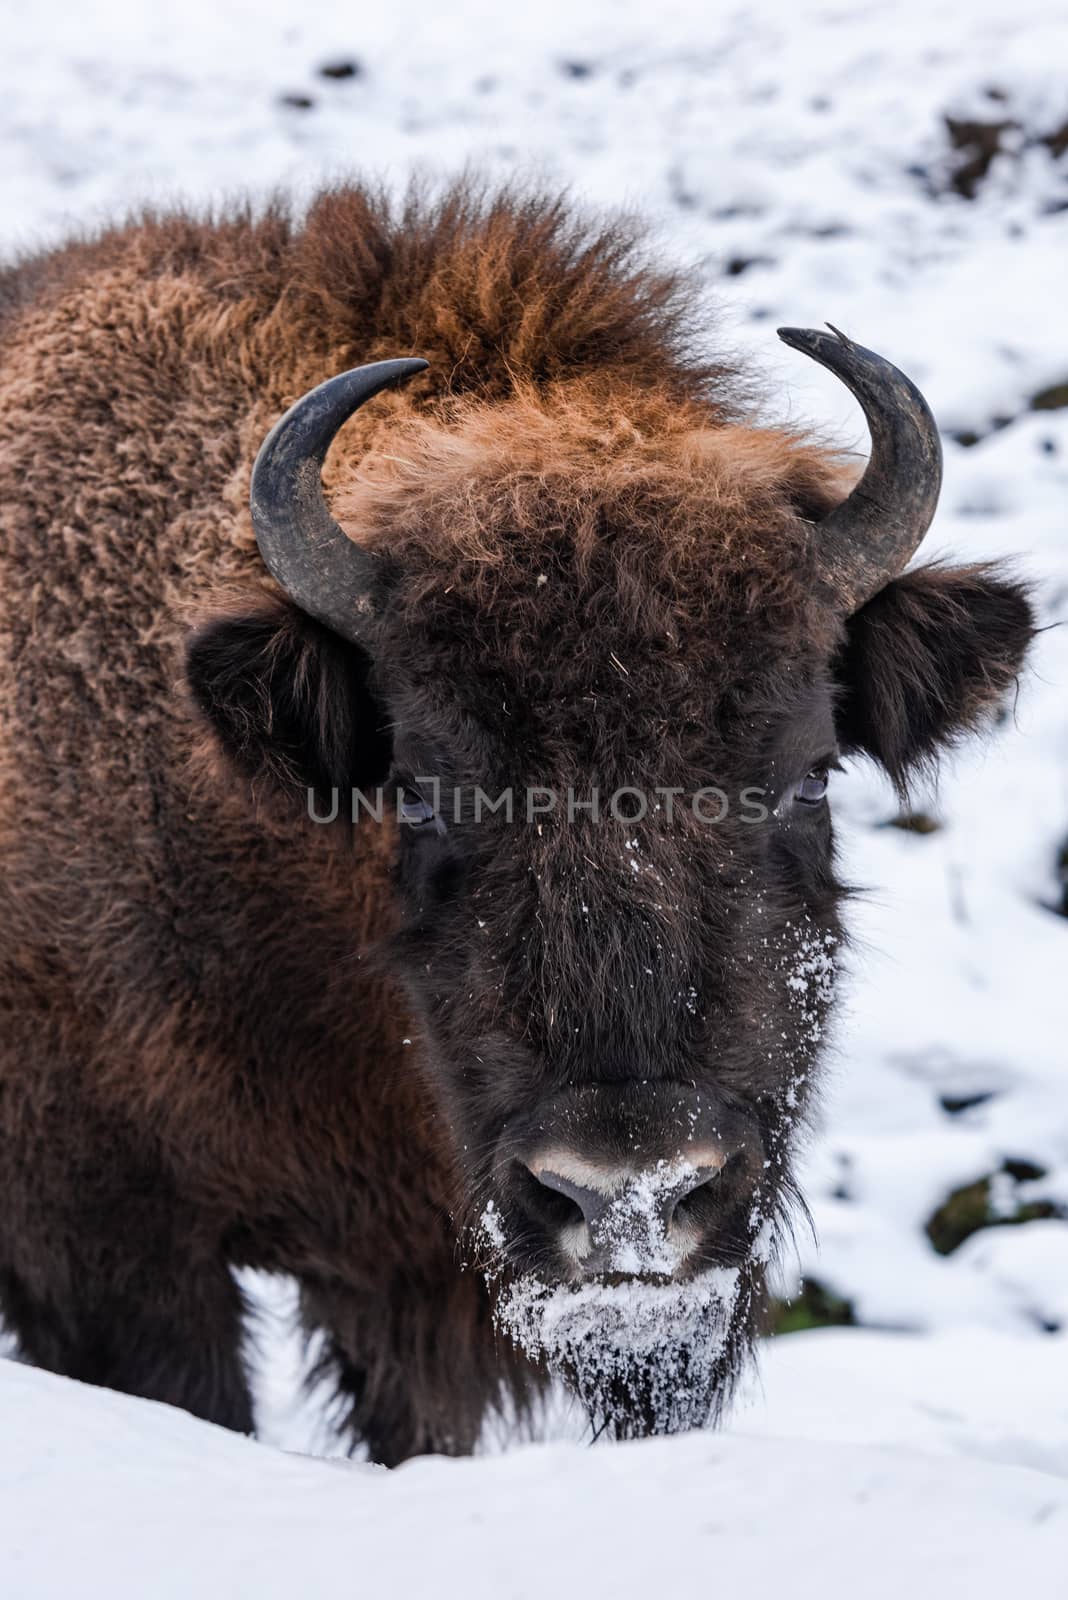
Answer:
[777,325,942,611]
[250,358,429,639]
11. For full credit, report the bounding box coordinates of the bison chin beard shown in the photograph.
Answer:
[492,1264,762,1440]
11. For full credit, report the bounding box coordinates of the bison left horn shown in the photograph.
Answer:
[777,325,942,612]
[250,358,429,640]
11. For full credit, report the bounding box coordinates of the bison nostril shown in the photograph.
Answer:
[513,1152,731,1274]
[669,1171,721,1227]
[525,1158,724,1234]
[513,1162,588,1231]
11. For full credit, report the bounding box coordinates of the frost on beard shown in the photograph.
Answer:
[494,1266,745,1438]
[480,1153,759,1438]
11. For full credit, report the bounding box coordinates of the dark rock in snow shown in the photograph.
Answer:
[318,60,363,81]
[925,1163,1061,1256]
[1030,380,1068,411]
[771,1280,856,1335]
[939,1091,997,1115]
[944,114,1019,198]
[725,254,775,277]
[883,811,942,835]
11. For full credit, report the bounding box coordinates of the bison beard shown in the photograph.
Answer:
[0,180,1035,1462]
[496,1270,751,1439]
[475,1149,764,1437]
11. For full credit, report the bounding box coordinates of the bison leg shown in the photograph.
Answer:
[299,1273,505,1466]
[0,1246,254,1432]
[0,1081,254,1434]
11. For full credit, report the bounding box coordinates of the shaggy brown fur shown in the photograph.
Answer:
[0,181,1033,1462]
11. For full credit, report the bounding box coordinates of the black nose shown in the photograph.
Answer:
[518,1151,724,1275]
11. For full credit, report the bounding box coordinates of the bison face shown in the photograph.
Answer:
[188,343,1033,1438]
[376,676,842,1271]
[370,638,853,1437]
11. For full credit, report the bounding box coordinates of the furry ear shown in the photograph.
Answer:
[186,600,392,802]
[833,563,1035,795]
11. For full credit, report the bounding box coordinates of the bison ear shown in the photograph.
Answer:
[185,601,392,802]
[833,563,1035,796]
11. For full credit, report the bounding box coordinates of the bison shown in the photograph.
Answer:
[0,182,1033,1463]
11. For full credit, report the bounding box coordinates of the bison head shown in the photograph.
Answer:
[188,331,1032,1438]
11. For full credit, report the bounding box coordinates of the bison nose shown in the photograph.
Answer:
[521,1150,724,1276]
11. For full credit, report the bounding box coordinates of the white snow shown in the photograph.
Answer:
[2,1355,1066,1600]
[478,1198,507,1249]
[2,0,1067,1590]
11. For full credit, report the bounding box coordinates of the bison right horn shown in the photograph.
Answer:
[250,357,428,641]
[777,325,943,613]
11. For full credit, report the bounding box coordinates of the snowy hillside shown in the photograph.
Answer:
[2,0,1067,1588]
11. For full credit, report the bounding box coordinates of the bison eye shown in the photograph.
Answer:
[400,788,439,828]
[794,766,830,807]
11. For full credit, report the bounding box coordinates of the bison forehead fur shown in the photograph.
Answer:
[0,179,1033,1463]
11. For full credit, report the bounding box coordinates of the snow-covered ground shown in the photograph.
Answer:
[4,1353,1066,1600]
[2,0,1066,1590]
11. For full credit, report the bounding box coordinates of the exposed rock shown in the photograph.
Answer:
[1030,380,1068,411]
[925,1162,1060,1256]
[884,811,942,835]
[936,103,1068,199]
[939,1091,998,1115]
[771,1279,856,1335]
[725,254,776,277]
[944,114,1019,198]
[318,60,363,81]
[950,415,1015,448]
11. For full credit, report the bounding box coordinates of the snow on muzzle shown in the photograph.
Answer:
[481,1086,767,1436]
[489,1081,764,1281]
[497,1262,747,1437]
[523,1150,724,1277]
